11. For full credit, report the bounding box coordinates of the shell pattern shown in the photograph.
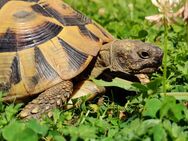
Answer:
[0,0,113,100]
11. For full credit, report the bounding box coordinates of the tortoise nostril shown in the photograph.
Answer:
[139,51,150,59]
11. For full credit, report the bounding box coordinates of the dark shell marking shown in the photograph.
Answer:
[34,47,58,80]
[58,37,89,71]
[10,56,21,84]
[0,29,17,52]
[30,47,59,86]
[35,4,92,26]
[78,25,100,42]
[0,55,21,92]
[31,4,52,17]
[32,3,98,41]
[0,22,63,52]
[0,0,9,9]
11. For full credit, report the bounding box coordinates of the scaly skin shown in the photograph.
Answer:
[91,39,163,77]
[19,81,73,119]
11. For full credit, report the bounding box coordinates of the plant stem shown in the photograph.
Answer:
[163,18,168,95]
[186,23,188,47]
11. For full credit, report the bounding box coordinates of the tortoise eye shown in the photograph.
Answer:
[139,51,150,59]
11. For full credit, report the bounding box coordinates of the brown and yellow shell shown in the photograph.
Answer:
[0,0,114,100]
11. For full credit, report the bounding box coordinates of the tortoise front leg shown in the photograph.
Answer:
[19,81,73,119]
[66,80,106,109]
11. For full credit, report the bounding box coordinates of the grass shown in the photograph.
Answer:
[0,0,188,141]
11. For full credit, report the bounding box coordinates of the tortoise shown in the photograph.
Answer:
[0,0,163,119]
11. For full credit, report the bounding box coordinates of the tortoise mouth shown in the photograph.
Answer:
[130,63,161,74]
[138,67,159,73]
[131,59,162,74]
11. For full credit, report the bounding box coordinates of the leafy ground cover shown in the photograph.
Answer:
[0,0,188,140]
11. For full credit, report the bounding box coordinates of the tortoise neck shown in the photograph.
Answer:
[90,41,114,78]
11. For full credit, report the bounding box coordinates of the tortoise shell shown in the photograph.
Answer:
[0,0,114,100]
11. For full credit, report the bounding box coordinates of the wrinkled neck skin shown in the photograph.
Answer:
[90,41,117,78]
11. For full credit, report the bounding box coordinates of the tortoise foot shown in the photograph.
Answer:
[19,81,73,119]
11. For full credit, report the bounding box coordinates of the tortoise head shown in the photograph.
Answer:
[107,39,163,74]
